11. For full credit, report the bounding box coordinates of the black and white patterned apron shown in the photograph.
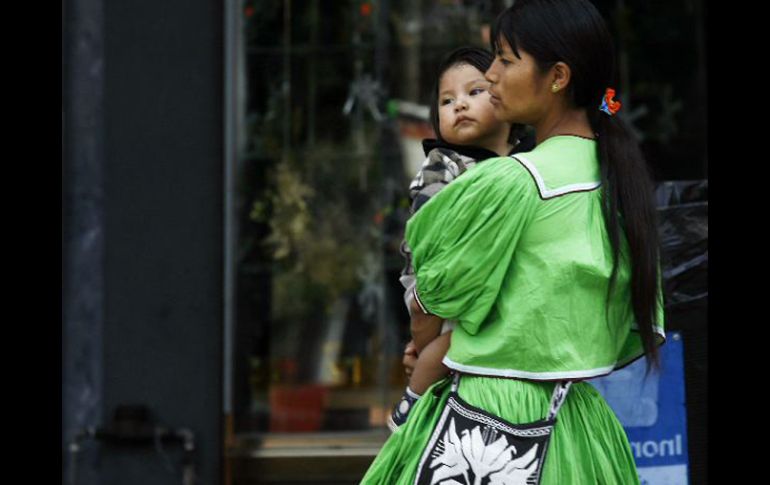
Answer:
[414,374,571,485]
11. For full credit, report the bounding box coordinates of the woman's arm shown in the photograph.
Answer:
[409,297,444,352]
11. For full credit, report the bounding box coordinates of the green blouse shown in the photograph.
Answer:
[406,135,665,380]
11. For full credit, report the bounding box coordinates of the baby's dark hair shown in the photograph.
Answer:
[429,46,524,146]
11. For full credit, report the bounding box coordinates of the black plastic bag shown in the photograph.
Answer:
[655,180,708,309]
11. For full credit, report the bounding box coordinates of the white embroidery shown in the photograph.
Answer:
[428,418,539,485]
[428,418,471,485]
[415,392,555,485]
[546,382,572,420]
[447,398,552,438]
[487,445,541,485]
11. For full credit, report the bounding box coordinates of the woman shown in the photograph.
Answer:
[362,0,664,483]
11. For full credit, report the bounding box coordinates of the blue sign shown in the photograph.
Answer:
[589,332,689,484]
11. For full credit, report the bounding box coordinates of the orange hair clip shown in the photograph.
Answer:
[599,88,622,116]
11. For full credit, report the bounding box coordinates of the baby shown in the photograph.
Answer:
[389,46,535,431]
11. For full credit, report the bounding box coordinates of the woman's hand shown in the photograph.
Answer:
[402,340,419,378]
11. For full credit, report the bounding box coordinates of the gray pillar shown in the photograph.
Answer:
[63,1,223,483]
[62,0,105,483]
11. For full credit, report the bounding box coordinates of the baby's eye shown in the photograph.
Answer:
[440,98,453,106]
[470,88,485,96]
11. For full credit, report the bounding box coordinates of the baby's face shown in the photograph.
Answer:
[437,64,509,148]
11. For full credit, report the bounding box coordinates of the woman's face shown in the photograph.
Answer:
[485,37,552,125]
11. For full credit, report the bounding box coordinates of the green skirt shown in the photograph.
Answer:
[361,375,639,484]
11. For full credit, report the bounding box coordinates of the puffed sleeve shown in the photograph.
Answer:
[405,156,539,335]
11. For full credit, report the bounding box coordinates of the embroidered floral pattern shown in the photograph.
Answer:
[415,383,569,485]
[427,418,540,485]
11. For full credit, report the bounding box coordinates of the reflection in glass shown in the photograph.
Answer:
[232,0,501,435]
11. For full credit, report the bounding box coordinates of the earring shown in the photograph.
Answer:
[551,83,560,93]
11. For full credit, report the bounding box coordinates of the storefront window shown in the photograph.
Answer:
[224,0,706,480]
[226,0,509,442]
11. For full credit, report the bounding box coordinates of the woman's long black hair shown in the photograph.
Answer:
[491,0,662,369]
[429,46,525,146]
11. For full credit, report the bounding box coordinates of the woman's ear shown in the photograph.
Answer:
[550,61,572,93]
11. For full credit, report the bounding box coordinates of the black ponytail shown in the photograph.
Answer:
[493,0,662,369]
[591,110,662,370]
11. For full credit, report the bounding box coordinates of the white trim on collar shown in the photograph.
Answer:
[512,155,601,200]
